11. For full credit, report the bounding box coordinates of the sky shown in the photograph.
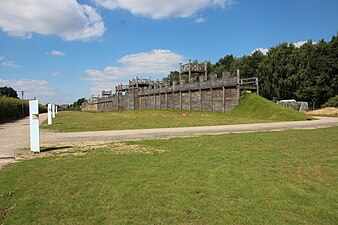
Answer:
[0,0,337,104]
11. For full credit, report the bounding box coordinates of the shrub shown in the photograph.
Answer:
[0,96,47,120]
[322,95,338,108]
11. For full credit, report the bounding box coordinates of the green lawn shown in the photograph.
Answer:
[41,93,307,132]
[1,127,337,224]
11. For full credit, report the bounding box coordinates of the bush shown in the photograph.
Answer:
[0,96,29,120]
[0,96,47,120]
[39,104,47,113]
[322,95,338,108]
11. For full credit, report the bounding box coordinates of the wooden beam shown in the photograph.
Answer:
[223,87,225,113]
[179,90,182,110]
[189,90,191,111]
[211,88,214,112]
[200,89,202,110]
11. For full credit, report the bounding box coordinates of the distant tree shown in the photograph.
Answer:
[0,86,18,98]
[73,98,86,108]
[322,95,338,107]
[210,55,235,76]
[163,71,179,83]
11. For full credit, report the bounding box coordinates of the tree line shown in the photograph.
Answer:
[164,33,337,107]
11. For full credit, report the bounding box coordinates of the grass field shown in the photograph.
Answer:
[41,93,307,132]
[1,127,337,224]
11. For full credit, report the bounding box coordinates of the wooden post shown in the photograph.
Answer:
[204,61,208,80]
[179,63,182,83]
[117,93,119,110]
[29,100,40,153]
[223,87,225,113]
[159,93,161,109]
[179,90,182,110]
[148,94,150,109]
[236,70,240,105]
[188,59,191,83]
[200,89,202,110]
[165,92,168,109]
[256,77,259,95]
[189,90,191,111]
[211,88,214,112]
[154,94,156,109]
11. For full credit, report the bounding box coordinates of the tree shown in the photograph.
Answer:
[73,98,86,108]
[0,86,18,98]
[163,71,179,83]
[228,51,266,78]
[210,55,235,76]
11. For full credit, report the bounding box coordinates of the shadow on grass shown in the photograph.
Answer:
[40,146,72,153]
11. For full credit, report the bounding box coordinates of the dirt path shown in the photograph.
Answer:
[40,116,338,144]
[0,113,47,168]
[1,115,338,169]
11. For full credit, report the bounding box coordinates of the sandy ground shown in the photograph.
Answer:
[1,114,338,169]
[307,107,338,116]
[0,113,47,168]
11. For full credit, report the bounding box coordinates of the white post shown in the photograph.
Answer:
[56,105,58,114]
[48,104,52,125]
[29,100,40,153]
[52,104,55,118]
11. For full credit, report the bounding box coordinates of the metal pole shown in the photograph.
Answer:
[21,91,25,116]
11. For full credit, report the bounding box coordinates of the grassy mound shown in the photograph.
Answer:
[227,93,307,121]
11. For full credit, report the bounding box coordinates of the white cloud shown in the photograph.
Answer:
[94,0,234,19]
[84,49,185,94]
[293,41,307,48]
[51,71,61,77]
[195,17,207,23]
[292,40,317,48]
[0,0,105,41]
[0,56,4,61]
[2,60,21,68]
[252,48,269,55]
[0,79,66,104]
[51,50,65,56]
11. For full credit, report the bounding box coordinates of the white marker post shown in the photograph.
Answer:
[56,105,58,114]
[48,104,52,125]
[29,100,40,153]
[52,104,55,118]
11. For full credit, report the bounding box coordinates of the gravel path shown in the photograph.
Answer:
[1,115,337,168]
[41,116,338,143]
[0,113,47,168]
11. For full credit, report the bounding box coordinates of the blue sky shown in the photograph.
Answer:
[0,0,337,104]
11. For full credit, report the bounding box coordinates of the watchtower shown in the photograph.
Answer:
[101,90,112,98]
[179,60,207,83]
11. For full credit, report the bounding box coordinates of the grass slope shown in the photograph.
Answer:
[0,127,337,224]
[227,93,307,121]
[41,93,306,132]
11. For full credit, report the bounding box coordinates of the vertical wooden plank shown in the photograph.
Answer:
[165,92,168,109]
[223,87,225,113]
[200,89,202,110]
[211,88,214,112]
[179,63,182,83]
[188,60,191,83]
[189,90,191,111]
[179,91,182,110]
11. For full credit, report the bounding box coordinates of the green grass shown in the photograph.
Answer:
[41,93,307,132]
[1,127,337,224]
